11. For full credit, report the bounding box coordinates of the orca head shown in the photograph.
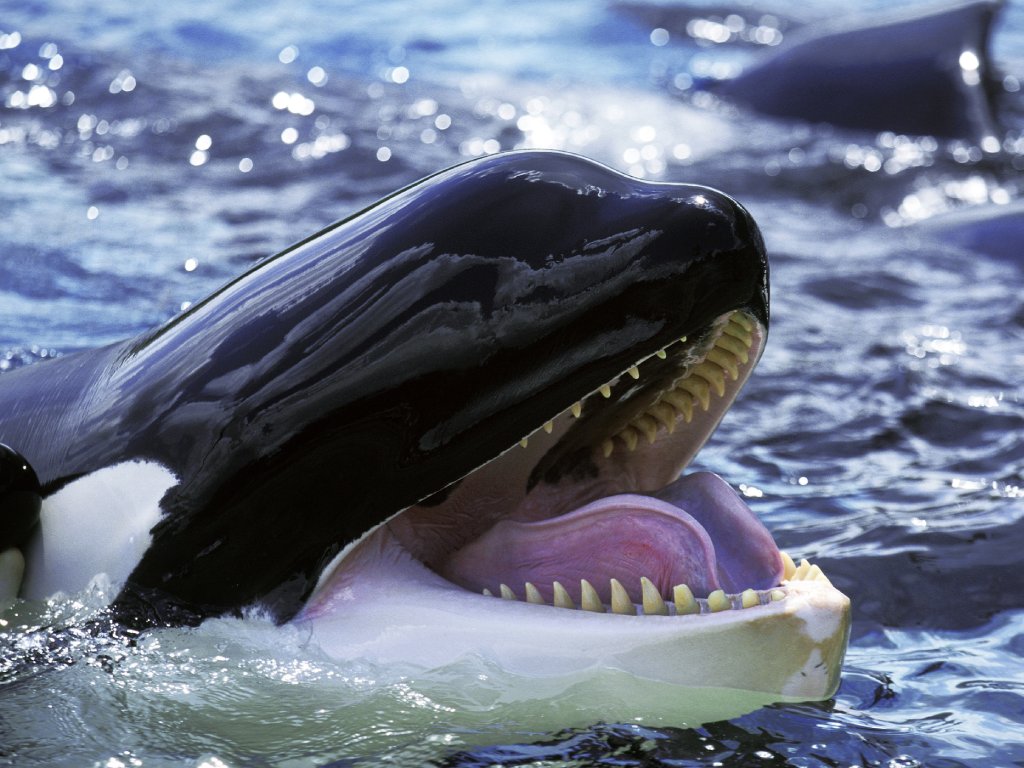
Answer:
[4,151,848,700]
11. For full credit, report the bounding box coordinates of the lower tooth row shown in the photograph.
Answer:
[782,551,832,586]
[482,552,830,615]
[483,575,788,616]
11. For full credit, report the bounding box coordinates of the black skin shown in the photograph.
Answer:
[0,151,768,628]
[0,443,41,552]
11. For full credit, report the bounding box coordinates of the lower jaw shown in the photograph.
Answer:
[298,527,851,703]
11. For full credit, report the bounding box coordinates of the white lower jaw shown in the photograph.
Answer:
[297,527,850,723]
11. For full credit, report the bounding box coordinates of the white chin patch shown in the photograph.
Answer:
[21,461,178,599]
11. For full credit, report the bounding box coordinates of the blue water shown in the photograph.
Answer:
[2,1,1024,766]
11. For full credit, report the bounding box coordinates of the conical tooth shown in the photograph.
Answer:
[571,401,582,418]
[770,589,786,602]
[543,420,554,434]
[627,365,640,380]
[807,564,830,585]
[793,559,812,581]
[740,588,759,608]
[730,312,754,332]
[655,348,667,360]
[693,362,726,397]
[781,551,796,580]
[649,402,677,434]
[673,583,699,615]
[680,336,688,343]
[706,347,739,380]
[619,427,639,452]
[482,588,493,597]
[707,589,730,612]
[724,324,753,348]
[519,438,529,448]
[500,584,517,600]
[677,377,710,411]
[641,577,668,616]
[525,582,545,604]
[601,438,614,458]
[610,578,636,615]
[715,333,750,363]
[632,415,659,444]
[599,384,612,398]
[662,390,694,422]
[580,579,605,613]
[553,581,575,609]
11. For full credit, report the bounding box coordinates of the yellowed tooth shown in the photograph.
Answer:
[519,438,529,448]
[770,589,786,602]
[599,384,612,398]
[649,402,677,434]
[525,582,545,604]
[724,326,753,349]
[707,347,739,380]
[655,348,667,359]
[807,564,831,585]
[610,578,636,615]
[793,558,812,581]
[740,588,759,608]
[601,438,614,458]
[715,333,750,363]
[677,377,710,411]
[781,551,796,580]
[571,401,582,418]
[730,312,754,332]
[553,581,575,609]
[619,427,639,452]
[693,362,726,396]
[500,584,517,600]
[641,577,668,616]
[707,589,730,612]
[627,365,640,380]
[632,415,659,444]
[580,579,605,613]
[662,389,695,422]
[680,336,688,343]
[482,588,493,597]
[543,420,554,434]
[673,583,699,615]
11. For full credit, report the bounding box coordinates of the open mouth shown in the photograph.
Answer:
[305,308,831,620]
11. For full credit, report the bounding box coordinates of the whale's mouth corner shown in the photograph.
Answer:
[306,309,835,621]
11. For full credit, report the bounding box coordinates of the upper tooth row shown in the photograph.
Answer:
[603,313,755,456]
[515,311,754,450]
[483,575,788,616]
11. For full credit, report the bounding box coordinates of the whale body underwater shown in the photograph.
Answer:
[0,151,849,703]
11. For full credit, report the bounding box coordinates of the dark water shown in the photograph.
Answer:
[1,1,1023,766]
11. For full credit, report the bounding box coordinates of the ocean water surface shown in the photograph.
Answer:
[1,0,1023,765]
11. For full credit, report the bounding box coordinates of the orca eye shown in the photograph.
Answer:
[0,443,41,551]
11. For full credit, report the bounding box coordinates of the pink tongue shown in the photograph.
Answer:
[439,496,719,604]
[437,471,782,605]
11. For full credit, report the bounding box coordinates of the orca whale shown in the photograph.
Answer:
[0,150,848,701]
[711,0,1003,142]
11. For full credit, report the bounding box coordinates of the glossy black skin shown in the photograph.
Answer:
[714,0,1001,141]
[0,151,768,627]
[0,443,41,552]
